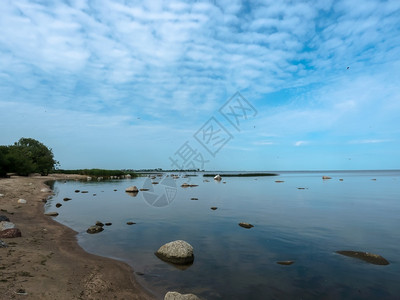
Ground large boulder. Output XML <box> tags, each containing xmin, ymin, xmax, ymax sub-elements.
<box><xmin>0</xmin><ymin>221</ymin><xmax>16</xmax><ymax>231</ymax></box>
<box><xmin>164</xmin><ymin>291</ymin><xmax>201</xmax><ymax>300</ymax></box>
<box><xmin>125</xmin><ymin>186</ymin><xmax>139</xmax><ymax>193</ymax></box>
<box><xmin>0</xmin><ymin>228</ymin><xmax>22</xmax><ymax>238</ymax></box>
<box><xmin>155</xmin><ymin>240</ymin><xmax>194</xmax><ymax>265</ymax></box>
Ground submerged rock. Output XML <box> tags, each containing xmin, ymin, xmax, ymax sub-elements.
<box><xmin>105</xmin><ymin>222</ymin><xmax>112</xmax><ymax>226</ymax></box>
<box><xmin>322</xmin><ymin>176</ymin><xmax>332</xmax><ymax>180</ymax></box>
<box><xmin>164</xmin><ymin>291</ymin><xmax>201</xmax><ymax>300</ymax></box>
<box><xmin>210</xmin><ymin>207</ymin><xmax>218</xmax><ymax>210</ymax></box>
<box><xmin>63</xmin><ymin>197</ymin><xmax>72</xmax><ymax>201</ymax></box>
<box><xmin>277</xmin><ymin>260</ymin><xmax>295</xmax><ymax>265</ymax></box>
<box><xmin>126</xmin><ymin>186</ymin><xmax>139</xmax><ymax>193</ymax></box>
<box><xmin>239</xmin><ymin>222</ymin><xmax>254</xmax><ymax>229</ymax></box>
<box><xmin>81</xmin><ymin>191</ymin><xmax>89</xmax><ymax>193</ymax></box>
<box><xmin>127</xmin><ymin>222</ymin><xmax>136</xmax><ymax>225</ymax></box>
<box><xmin>275</xmin><ymin>180</ymin><xmax>284</xmax><ymax>183</ymax></box>
<box><xmin>86</xmin><ymin>225</ymin><xmax>104</xmax><ymax>234</ymax></box>
<box><xmin>155</xmin><ymin>240</ymin><xmax>194</xmax><ymax>265</ymax></box>
<box><xmin>336</xmin><ymin>250</ymin><xmax>389</xmax><ymax>265</ymax></box>
<box><xmin>0</xmin><ymin>228</ymin><xmax>21</xmax><ymax>238</ymax></box>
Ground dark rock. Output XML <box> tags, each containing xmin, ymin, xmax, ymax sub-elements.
<box><xmin>74</xmin><ymin>190</ymin><xmax>80</xmax><ymax>193</ymax></box>
<box><xmin>336</xmin><ymin>250</ymin><xmax>389</xmax><ymax>265</ymax></box>
<box><xmin>95</xmin><ymin>221</ymin><xmax>104</xmax><ymax>227</ymax></box>
<box><xmin>105</xmin><ymin>223</ymin><xmax>112</xmax><ymax>226</ymax></box>
<box><xmin>81</xmin><ymin>191</ymin><xmax>89</xmax><ymax>193</ymax></box>
<box><xmin>190</xmin><ymin>198</ymin><xmax>198</xmax><ymax>200</ymax></box>
<box><xmin>0</xmin><ymin>240</ymin><xmax>8</xmax><ymax>248</ymax></box>
<box><xmin>322</xmin><ymin>176</ymin><xmax>332</xmax><ymax>180</ymax></box>
<box><xmin>0</xmin><ymin>215</ymin><xmax>10</xmax><ymax>222</ymax></box>
<box><xmin>210</xmin><ymin>207</ymin><xmax>218</xmax><ymax>210</ymax></box>
<box><xmin>86</xmin><ymin>225</ymin><xmax>104</xmax><ymax>234</ymax></box>
<box><xmin>277</xmin><ymin>260</ymin><xmax>295</xmax><ymax>265</ymax></box>
<box><xmin>127</xmin><ymin>222</ymin><xmax>136</xmax><ymax>225</ymax></box>
<box><xmin>55</xmin><ymin>203</ymin><xmax>62</xmax><ymax>208</ymax></box>
<box><xmin>140</xmin><ymin>188</ymin><xmax>149</xmax><ymax>191</ymax></box>
<box><xmin>155</xmin><ymin>240</ymin><xmax>194</xmax><ymax>265</ymax></box>
<box><xmin>63</xmin><ymin>197</ymin><xmax>72</xmax><ymax>201</ymax></box>
<box><xmin>275</xmin><ymin>180</ymin><xmax>284</xmax><ymax>183</ymax></box>
<box><xmin>0</xmin><ymin>228</ymin><xmax>22</xmax><ymax>238</ymax></box>
<box><xmin>45</xmin><ymin>212</ymin><xmax>59</xmax><ymax>217</ymax></box>
<box><xmin>114</xmin><ymin>189</ymin><xmax>117</xmax><ymax>191</ymax></box>
<box><xmin>239</xmin><ymin>222</ymin><xmax>254</xmax><ymax>229</ymax></box>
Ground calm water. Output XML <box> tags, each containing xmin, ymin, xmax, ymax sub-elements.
<box><xmin>46</xmin><ymin>171</ymin><xmax>400</xmax><ymax>299</ymax></box>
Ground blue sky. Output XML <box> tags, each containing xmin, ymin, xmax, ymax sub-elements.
<box><xmin>0</xmin><ymin>0</ymin><xmax>399</xmax><ymax>171</ymax></box>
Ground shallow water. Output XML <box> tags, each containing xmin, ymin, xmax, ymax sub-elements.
<box><xmin>46</xmin><ymin>171</ymin><xmax>400</xmax><ymax>299</ymax></box>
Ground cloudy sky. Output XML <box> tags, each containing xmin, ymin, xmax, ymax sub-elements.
<box><xmin>0</xmin><ymin>0</ymin><xmax>399</xmax><ymax>171</ymax></box>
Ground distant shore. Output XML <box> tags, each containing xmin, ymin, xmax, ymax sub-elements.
<box><xmin>0</xmin><ymin>174</ymin><xmax>154</xmax><ymax>300</ymax></box>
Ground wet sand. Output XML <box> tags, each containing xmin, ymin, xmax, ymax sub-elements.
<box><xmin>0</xmin><ymin>174</ymin><xmax>155</xmax><ymax>300</ymax></box>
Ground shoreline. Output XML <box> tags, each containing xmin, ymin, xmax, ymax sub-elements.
<box><xmin>0</xmin><ymin>174</ymin><xmax>155</xmax><ymax>300</ymax></box>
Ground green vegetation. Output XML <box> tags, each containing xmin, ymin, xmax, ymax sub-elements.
<box><xmin>0</xmin><ymin>138</ymin><xmax>58</xmax><ymax>177</ymax></box>
<box><xmin>203</xmin><ymin>173</ymin><xmax>278</xmax><ymax>177</ymax></box>
<box><xmin>53</xmin><ymin>168</ymin><xmax>137</xmax><ymax>178</ymax></box>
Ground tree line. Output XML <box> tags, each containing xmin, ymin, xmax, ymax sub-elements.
<box><xmin>0</xmin><ymin>138</ymin><xmax>58</xmax><ymax>177</ymax></box>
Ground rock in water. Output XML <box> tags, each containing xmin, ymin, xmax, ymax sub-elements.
<box><xmin>277</xmin><ymin>260</ymin><xmax>295</xmax><ymax>265</ymax></box>
<box><xmin>0</xmin><ymin>228</ymin><xmax>22</xmax><ymax>238</ymax></box>
<box><xmin>45</xmin><ymin>212</ymin><xmax>59</xmax><ymax>217</ymax></box>
<box><xmin>336</xmin><ymin>250</ymin><xmax>389</xmax><ymax>265</ymax></box>
<box><xmin>55</xmin><ymin>203</ymin><xmax>62</xmax><ymax>208</ymax></box>
<box><xmin>0</xmin><ymin>221</ymin><xmax>16</xmax><ymax>231</ymax></box>
<box><xmin>210</xmin><ymin>207</ymin><xmax>218</xmax><ymax>210</ymax></box>
<box><xmin>322</xmin><ymin>176</ymin><xmax>332</xmax><ymax>179</ymax></box>
<box><xmin>86</xmin><ymin>225</ymin><xmax>104</xmax><ymax>234</ymax></box>
<box><xmin>214</xmin><ymin>174</ymin><xmax>222</xmax><ymax>181</ymax></box>
<box><xmin>95</xmin><ymin>221</ymin><xmax>104</xmax><ymax>227</ymax></box>
<box><xmin>164</xmin><ymin>291</ymin><xmax>201</xmax><ymax>300</ymax></box>
<box><xmin>125</xmin><ymin>186</ymin><xmax>139</xmax><ymax>193</ymax></box>
<box><xmin>239</xmin><ymin>222</ymin><xmax>254</xmax><ymax>229</ymax></box>
<box><xmin>63</xmin><ymin>197</ymin><xmax>72</xmax><ymax>201</ymax></box>
<box><xmin>155</xmin><ymin>240</ymin><xmax>194</xmax><ymax>265</ymax></box>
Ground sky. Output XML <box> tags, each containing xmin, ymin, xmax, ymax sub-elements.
<box><xmin>0</xmin><ymin>0</ymin><xmax>399</xmax><ymax>171</ymax></box>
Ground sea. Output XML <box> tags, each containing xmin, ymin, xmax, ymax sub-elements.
<box><xmin>46</xmin><ymin>170</ymin><xmax>400</xmax><ymax>300</ymax></box>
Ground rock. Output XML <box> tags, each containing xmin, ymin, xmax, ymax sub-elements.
<box><xmin>81</xmin><ymin>191</ymin><xmax>89</xmax><ymax>193</ymax></box>
<box><xmin>164</xmin><ymin>291</ymin><xmax>201</xmax><ymax>300</ymax></box>
<box><xmin>45</xmin><ymin>212</ymin><xmax>59</xmax><ymax>217</ymax></box>
<box><xmin>0</xmin><ymin>240</ymin><xmax>8</xmax><ymax>248</ymax></box>
<box><xmin>0</xmin><ymin>228</ymin><xmax>22</xmax><ymax>238</ymax></box>
<box><xmin>239</xmin><ymin>222</ymin><xmax>254</xmax><ymax>229</ymax></box>
<box><xmin>181</xmin><ymin>183</ymin><xmax>190</xmax><ymax>188</ymax></box>
<box><xmin>55</xmin><ymin>203</ymin><xmax>62</xmax><ymax>208</ymax></box>
<box><xmin>86</xmin><ymin>225</ymin><xmax>104</xmax><ymax>234</ymax></box>
<box><xmin>275</xmin><ymin>180</ymin><xmax>284</xmax><ymax>183</ymax></box>
<box><xmin>0</xmin><ymin>215</ymin><xmax>10</xmax><ymax>222</ymax></box>
<box><xmin>210</xmin><ymin>207</ymin><xmax>218</xmax><ymax>210</ymax></box>
<box><xmin>105</xmin><ymin>222</ymin><xmax>112</xmax><ymax>226</ymax></box>
<box><xmin>203</xmin><ymin>180</ymin><xmax>209</xmax><ymax>182</ymax></box>
<box><xmin>40</xmin><ymin>188</ymin><xmax>51</xmax><ymax>192</ymax></box>
<box><xmin>17</xmin><ymin>199</ymin><xmax>27</xmax><ymax>204</ymax></box>
<box><xmin>0</xmin><ymin>194</ymin><xmax>4</xmax><ymax>197</ymax></box>
<box><xmin>190</xmin><ymin>198</ymin><xmax>198</xmax><ymax>201</ymax></box>
<box><xmin>336</xmin><ymin>250</ymin><xmax>389</xmax><ymax>265</ymax></box>
<box><xmin>152</xmin><ymin>182</ymin><xmax>159</xmax><ymax>184</ymax></box>
<box><xmin>95</xmin><ymin>221</ymin><xmax>104</xmax><ymax>227</ymax></box>
<box><xmin>277</xmin><ymin>260</ymin><xmax>295</xmax><ymax>265</ymax></box>
<box><xmin>114</xmin><ymin>189</ymin><xmax>117</xmax><ymax>191</ymax></box>
<box><xmin>339</xmin><ymin>179</ymin><xmax>344</xmax><ymax>181</ymax></box>
<box><xmin>214</xmin><ymin>174</ymin><xmax>221</xmax><ymax>181</ymax></box>
<box><xmin>63</xmin><ymin>197</ymin><xmax>72</xmax><ymax>201</ymax></box>
<box><xmin>140</xmin><ymin>188</ymin><xmax>149</xmax><ymax>191</ymax></box>
<box><xmin>126</xmin><ymin>186</ymin><xmax>139</xmax><ymax>193</ymax></box>
<box><xmin>75</xmin><ymin>190</ymin><xmax>80</xmax><ymax>193</ymax></box>
<box><xmin>127</xmin><ymin>222</ymin><xmax>136</xmax><ymax>225</ymax></box>
<box><xmin>155</xmin><ymin>240</ymin><xmax>194</xmax><ymax>265</ymax></box>
<box><xmin>322</xmin><ymin>176</ymin><xmax>332</xmax><ymax>179</ymax></box>
<box><xmin>0</xmin><ymin>221</ymin><xmax>16</xmax><ymax>231</ymax></box>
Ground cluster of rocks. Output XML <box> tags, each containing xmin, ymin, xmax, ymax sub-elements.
<box><xmin>0</xmin><ymin>215</ymin><xmax>22</xmax><ymax>239</ymax></box>
<box><xmin>86</xmin><ymin>221</ymin><xmax>105</xmax><ymax>234</ymax></box>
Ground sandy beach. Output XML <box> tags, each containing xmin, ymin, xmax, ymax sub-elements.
<box><xmin>0</xmin><ymin>174</ymin><xmax>155</xmax><ymax>300</ymax></box>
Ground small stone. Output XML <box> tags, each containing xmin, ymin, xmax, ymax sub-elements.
<box><xmin>0</xmin><ymin>194</ymin><xmax>4</xmax><ymax>197</ymax></box>
<box><xmin>239</xmin><ymin>222</ymin><xmax>254</xmax><ymax>229</ymax></box>
<box><xmin>322</xmin><ymin>176</ymin><xmax>332</xmax><ymax>180</ymax></box>
<box><xmin>17</xmin><ymin>199</ymin><xmax>27</xmax><ymax>204</ymax></box>
<box><xmin>0</xmin><ymin>215</ymin><xmax>10</xmax><ymax>222</ymax></box>
<box><xmin>190</xmin><ymin>198</ymin><xmax>198</xmax><ymax>200</ymax></box>
<box><xmin>164</xmin><ymin>291</ymin><xmax>201</xmax><ymax>300</ymax></box>
<box><xmin>81</xmin><ymin>191</ymin><xmax>89</xmax><ymax>193</ymax></box>
<box><xmin>15</xmin><ymin>288</ymin><xmax>27</xmax><ymax>295</ymax></box>
<box><xmin>140</xmin><ymin>188</ymin><xmax>149</xmax><ymax>191</ymax></box>
<box><xmin>0</xmin><ymin>240</ymin><xmax>8</xmax><ymax>248</ymax></box>
<box><xmin>339</xmin><ymin>179</ymin><xmax>344</xmax><ymax>181</ymax></box>
<box><xmin>63</xmin><ymin>197</ymin><xmax>72</xmax><ymax>201</ymax></box>
<box><xmin>0</xmin><ymin>221</ymin><xmax>16</xmax><ymax>231</ymax></box>
<box><xmin>0</xmin><ymin>228</ymin><xmax>22</xmax><ymax>238</ymax></box>
<box><xmin>105</xmin><ymin>223</ymin><xmax>112</xmax><ymax>226</ymax></box>
<box><xmin>55</xmin><ymin>203</ymin><xmax>62</xmax><ymax>208</ymax></box>
<box><xmin>74</xmin><ymin>190</ymin><xmax>80</xmax><ymax>193</ymax></box>
<box><xmin>275</xmin><ymin>180</ymin><xmax>284</xmax><ymax>183</ymax></box>
<box><xmin>181</xmin><ymin>183</ymin><xmax>190</xmax><ymax>188</ymax></box>
<box><xmin>114</xmin><ymin>189</ymin><xmax>117</xmax><ymax>191</ymax></box>
<box><xmin>210</xmin><ymin>207</ymin><xmax>218</xmax><ymax>210</ymax></box>
<box><xmin>127</xmin><ymin>222</ymin><xmax>136</xmax><ymax>225</ymax></box>
<box><xmin>86</xmin><ymin>225</ymin><xmax>103</xmax><ymax>234</ymax></box>
<box><xmin>45</xmin><ymin>212</ymin><xmax>59</xmax><ymax>217</ymax></box>
<box><xmin>95</xmin><ymin>221</ymin><xmax>104</xmax><ymax>227</ymax></box>
<box><xmin>277</xmin><ymin>260</ymin><xmax>295</xmax><ymax>265</ymax></box>
<box><xmin>41</xmin><ymin>188</ymin><xmax>51</xmax><ymax>192</ymax></box>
